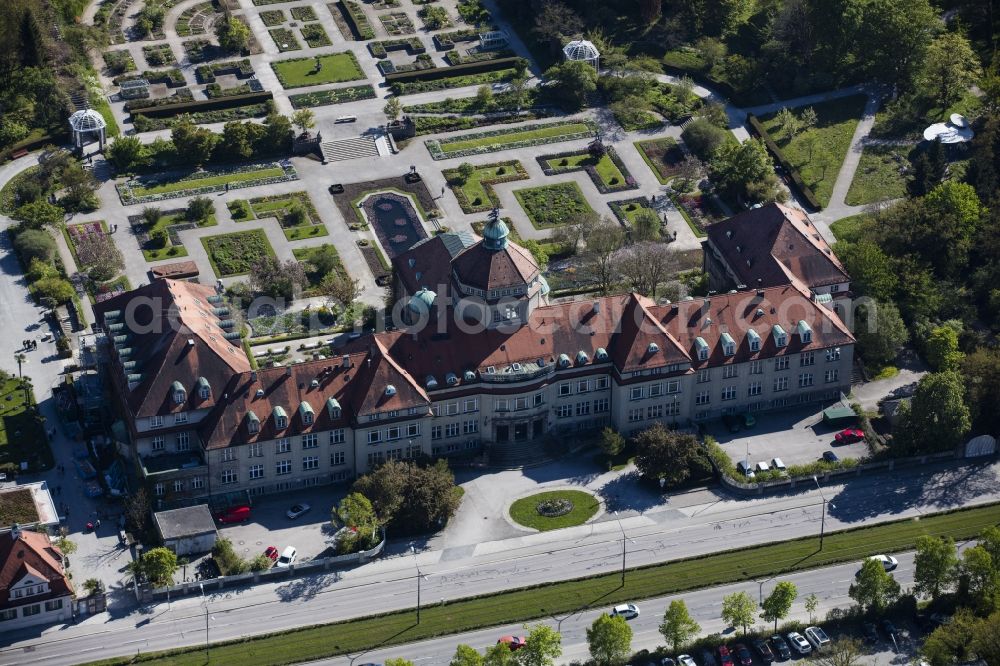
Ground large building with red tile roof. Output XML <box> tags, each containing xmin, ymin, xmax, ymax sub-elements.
<box><xmin>0</xmin><ymin>524</ymin><xmax>74</xmax><ymax>629</ymax></box>
<box><xmin>94</xmin><ymin>216</ymin><xmax>853</xmax><ymax>507</ymax></box>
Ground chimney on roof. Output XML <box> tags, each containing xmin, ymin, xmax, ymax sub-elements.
<box><xmin>592</xmin><ymin>300</ymin><xmax>601</xmax><ymax>314</ymax></box>
<box><xmin>342</xmin><ymin>354</ymin><xmax>350</xmax><ymax>369</ymax></box>
<box><xmin>187</xmin><ymin>339</ymin><xmax>195</xmax><ymax>347</ymax></box>
<box><xmin>251</xmin><ymin>371</ymin><xmax>257</xmax><ymax>382</ymax></box>
<box><xmin>286</xmin><ymin>366</ymin><xmax>292</xmax><ymax>377</ymax></box>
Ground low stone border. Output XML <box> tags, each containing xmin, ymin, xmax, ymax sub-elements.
<box><xmin>502</xmin><ymin>485</ymin><xmax>605</xmax><ymax>533</ymax></box>
<box><xmin>535</xmin><ymin>146</ymin><xmax>638</xmax><ymax>194</ymax></box>
<box><xmin>115</xmin><ymin>161</ymin><xmax>298</xmax><ymax>206</ymax></box>
<box><xmin>425</xmin><ymin>121</ymin><xmax>598</xmax><ymax>160</ymax></box>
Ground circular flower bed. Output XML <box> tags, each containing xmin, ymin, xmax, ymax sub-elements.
<box><xmin>536</xmin><ymin>498</ymin><xmax>573</xmax><ymax>517</ymax></box>
<box><xmin>509</xmin><ymin>490</ymin><xmax>599</xmax><ymax>532</ymax></box>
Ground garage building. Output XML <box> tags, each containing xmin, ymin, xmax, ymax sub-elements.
<box><xmin>154</xmin><ymin>505</ymin><xmax>218</xmax><ymax>556</ymax></box>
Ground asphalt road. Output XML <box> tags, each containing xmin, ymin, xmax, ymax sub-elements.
<box><xmin>0</xmin><ymin>459</ymin><xmax>994</xmax><ymax>665</ymax></box>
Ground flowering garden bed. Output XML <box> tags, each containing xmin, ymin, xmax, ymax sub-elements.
<box><xmin>513</xmin><ymin>182</ymin><xmax>595</xmax><ymax>229</ymax></box>
<box><xmin>536</xmin><ymin>146</ymin><xmax>637</xmax><ymax>194</ymax></box>
<box><xmin>442</xmin><ymin>160</ymin><xmax>528</xmax><ymax>213</ymax></box>
<box><xmin>289</xmin><ymin>84</ymin><xmax>376</xmax><ymax>109</ymax></box>
<box><xmin>116</xmin><ymin>161</ymin><xmax>299</xmax><ymax>205</ymax></box>
<box><xmin>201</xmin><ymin>229</ymin><xmax>277</xmax><ymax>277</ymax></box>
<box><xmin>426</xmin><ymin>121</ymin><xmax>596</xmax><ymax>160</ymax></box>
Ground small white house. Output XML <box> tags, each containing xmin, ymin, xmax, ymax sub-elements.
<box><xmin>154</xmin><ymin>505</ymin><xmax>218</xmax><ymax>556</ymax></box>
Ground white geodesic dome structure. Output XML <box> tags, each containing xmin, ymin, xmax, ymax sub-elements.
<box><xmin>562</xmin><ymin>39</ymin><xmax>599</xmax><ymax>69</ymax></box>
<box><xmin>69</xmin><ymin>109</ymin><xmax>108</xmax><ymax>150</ymax></box>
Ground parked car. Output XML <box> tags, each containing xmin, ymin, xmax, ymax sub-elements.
<box><xmin>660</xmin><ymin>658</ymin><xmax>676</xmax><ymax>666</ymax></box>
<box><xmin>264</xmin><ymin>546</ymin><xmax>279</xmax><ymax>562</ymax></box>
<box><xmin>868</xmin><ymin>554</ymin><xmax>899</xmax><ymax>571</ymax></box>
<box><xmin>276</xmin><ymin>546</ymin><xmax>297</xmax><ymax>567</ymax></box>
<box><xmin>722</xmin><ymin>414</ymin><xmax>742</xmax><ymax>432</ymax></box>
<box><xmin>881</xmin><ymin>619</ymin><xmax>900</xmax><ymax>640</ymax></box>
<box><xmin>677</xmin><ymin>656</ymin><xmax>697</xmax><ymax>666</ymax></box>
<box><xmin>741</xmin><ymin>413</ymin><xmax>756</xmax><ymax>428</ymax></box>
<box><xmin>717</xmin><ymin>646</ymin><xmax>734</xmax><ymax>666</ymax></box>
<box><xmin>751</xmin><ymin>637</ymin><xmax>774</xmax><ymax>663</ymax></box>
<box><xmin>286</xmin><ymin>503</ymin><xmax>311</xmax><ymax>519</ymax></box>
<box><xmin>736</xmin><ymin>461</ymin><xmax>756</xmax><ymax>480</ymax></box>
<box><xmin>611</xmin><ymin>603</ymin><xmax>640</xmax><ymax>619</ymax></box>
<box><xmin>863</xmin><ymin>622</ymin><xmax>879</xmax><ymax>643</ymax></box>
<box><xmin>770</xmin><ymin>635</ymin><xmax>791</xmax><ymax>661</ymax></box>
<box><xmin>699</xmin><ymin>649</ymin><xmax>718</xmax><ymax>666</ymax></box>
<box><xmin>804</xmin><ymin>626</ymin><xmax>831</xmax><ymax>650</ymax></box>
<box><xmin>786</xmin><ymin>632</ymin><xmax>812</xmax><ymax>655</ymax></box>
<box><xmin>835</xmin><ymin>428</ymin><xmax>865</xmax><ymax>444</ymax></box>
<box><xmin>497</xmin><ymin>636</ymin><xmax>525</xmax><ymax>651</ymax></box>
<box><xmin>733</xmin><ymin>644</ymin><xmax>753</xmax><ymax>666</ymax></box>
<box><xmin>215</xmin><ymin>505</ymin><xmax>251</xmax><ymax>524</ymax></box>
<box><xmin>822</xmin><ymin>451</ymin><xmax>840</xmax><ymax>463</ymax></box>
<box><xmin>754</xmin><ymin>461</ymin><xmax>771</xmax><ymax>473</ymax></box>
<box><xmin>771</xmin><ymin>458</ymin><xmax>787</xmax><ymax>473</ymax></box>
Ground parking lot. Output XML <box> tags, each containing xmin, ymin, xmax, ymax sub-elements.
<box><xmin>705</xmin><ymin>405</ymin><xmax>871</xmax><ymax>471</ymax></box>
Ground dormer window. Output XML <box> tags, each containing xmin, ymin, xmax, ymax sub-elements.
<box><xmin>327</xmin><ymin>397</ymin><xmax>342</xmax><ymax>420</ymax></box>
<box><xmin>299</xmin><ymin>401</ymin><xmax>314</xmax><ymax>425</ymax></box>
<box><xmin>273</xmin><ymin>406</ymin><xmax>287</xmax><ymax>430</ymax></box>
<box><xmin>747</xmin><ymin>329</ymin><xmax>761</xmax><ymax>352</ymax></box>
<box><xmin>197</xmin><ymin>377</ymin><xmax>210</xmax><ymax>400</ymax></box>
<box><xmin>721</xmin><ymin>332</ymin><xmax>736</xmax><ymax>357</ymax></box>
<box><xmin>773</xmin><ymin>324</ymin><xmax>787</xmax><ymax>347</ymax></box>
<box><xmin>695</xmin><ymin>337</ymin><xmax>709</xmax><ymax>361</ymax></box>
<box><xmin>171</xmin><ymin>381</ymin><xmax>186</xmax><ymax>405</ymax></box>
<box><xmin>246</xmin><ymin>412</ymin><xmax>260</xmax><ymax>434</ymax></box>
<box><xmin>797</xmin><ymin>320</ymin><xmax>813</xmax><ymax>344</ymax></box>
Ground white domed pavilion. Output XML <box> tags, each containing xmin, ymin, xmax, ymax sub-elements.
<box><xmin>68</xmin><ymin>109</ymin><xmax>108</xmax><ymax>150</ymax></box>
<box><xmin>562</xmin><ymin>39</ymin><xmax>600</xmax><ymax>69</ymax></box>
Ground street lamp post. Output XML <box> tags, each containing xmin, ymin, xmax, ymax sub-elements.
<box><xmin>612</xmin><ymin>512</ymin><xmax>635</xmax><ymax>587</ymax></box>
<box><xmin>199</xmin><ymin>583</ymin><xmax>209</xmax><ymax>662</ymax></box>
<box><xmin>812</xmin><ymin>476</ymin><xmax>836</xmax><ymax>550</ymax></box>
<box><xmin>409</xmin><ymin>546</ymin><xmax>422</xmax><ymax>624</ymax></box>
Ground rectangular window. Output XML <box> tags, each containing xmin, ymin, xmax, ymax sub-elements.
<box><xmin>749</xmin><ymin>360</ymin><xmax>763</xmax><ymax>375</ymax></box>
<box><xmin>799</xmin><ymin>373</ymin><xmax>814</xmax><ymax>388</ymax></box>
<box><xmin>695</xmin><ymin>391</ymin><xmax>710</xmax><ymax>405</ymax></box>
<box><xmin>173</xmin><ymin>479</ymin><xmax>184</xmax><ymax>492</ymax></box>
<box><xmin>367</xmin><ymin>431</ymin><xmax>381</xmax><ymax>444</ymax></box>
<box><xmin>151</xmin><ymin>436</ymin><xmax>164</xmax><ymax>451</ymax></box>
<box><xmin>248</xmin><ymin>442</ymin><xmax>262</xmax><ymax>457</ymax></box>
<box><xmin>302</xmin><ymin>433</ymin><xmax>318</xmax><ymax>448</ymax></box>
<box><xmin>149</xmin><ymin>415</ymin><xmax>163</xmax><ymax>428</ymax></box>
<box><xmin>330</xmin><ymin>429</ymin><xmax>345</xmax><ymax>444</ymax></box>
<box><xmin>221</xmin><ymin>469</ymin><xmax>237</xmax><ymax>485</ymax></box>
<box><xmin>174</xmin><ymin>411</ymin><xmax>188</xmax><ymax>424</ymax></box>
<box><xmin>775</xmin><ymin>357</ymin><xmax>789</xmax><ymax>371</ymax></box>
<box><xmin>154</xmin><ymin>483</ymin><xmax>165</xmax><ymax>496</ymax></box>
<box><xmin>748</xmin><ymin>382</ymin><xmax>762</xmax><ymax>396</ymax></box>
<box><xmin>630</xmin><ymin>386</ymin><xmax>644</xmax><ymax>401</ymax></box>
<box><xmin>665</xmin><ymin>400</ymin><xmax>680</xmax><ymax>416</ymax></box>
<box><xmin>387</xmin><ymin>410</ymin><xmax>398</xmax><ymax>419</ymax></box>
<box><xmin>407</xmin><ymin>444</ymin><xmax>422</xmax><ymax>459</ymax></box>
<box><xmin>385</xmin><ymin>427</ymin><xmax>401</xmax><ymax>441</ymax></box>
<box><xmin>697</xmin><ymin>369</ymin><xmax>710</xmax><ymax>383</ymax></box>
<box><xmin>331</xmin><ymin>450</ymin><xmax>346</xmax><ymax>466</ymax></box>
<box><xmin>276</xmin><ymin>460</ymin><xmax>291</xmax><ymax>475</ymax></box>
<box><xmin>431</xmin><ymin>425</ymin><xmax>442</xmax><ymax>440</ymax></box>
<box><xmin>0</xmin><ymin>609</ymin><xmax>17</xmax><ymax>621</ymax></box>
<box><xmin>176</xmin><ymin>432</ymin><xmax>190</xmax><ymax>451</ymax></box>
<box><xmin>533</xmin><ymin>393</ymin><xmax>544</xmax><ymax>406</ymax></box>
<box><xmin>45</xmin><ymin>599</ymin><xmax>63</xmax><ymax>612</ymax></box>
<box><xmin>249</xmin><ymin>464</ymin><xmax>264</xmax><ymax>479</ymax></box>
<box><xmin>495</xmin><ymin>399</ymin><xmax>509</xmax><ymax>412</ymax></box>
<box><xmin>463</xmin><ymin>419</ymin><xmax>478</xmax><ymax>434</ymax></box>
<box><xmin>276</xmin><ymin>439</ymin><xmax>291</xmax><ymax>454</ymax></box>
<box><xmin>774</xmin><ymin>377</ymin><xmax>789</xmax><ymax>392</ymax></box>
<box><xmin>514</xmin><ymin>397</ymin><xmax>528</xmax><ymax>411</ymax></box>
<box><xmin>367</xmin><ymin>452</ymin><xmax>385</xmax><ymax>467</ymax></box>
<box><xmin>800</xmin><ymin>352</ymin><xmax>815</xmax><ymax>366</ymax></box>
<box><xmin>666</xmin><ymin>380</ymin><xmax>680</xmax><ymax>394</ymax></box>
<box><xmin>825</xmin><ymin>369</ymin><xmax>839</xmax><ymax>383</ymax></box>
<box><xmin>627</xmin><ymin>408</ymin><xmax>643</xmax><ymax>422</ymax></box>
<box><xmin>222</xmin><ymin>449</ymin><xmax>236</xmax><ymax>462</ymax></box>
<box><xmin>559</xmin><ymin>383</ymin><xmax>571</xmax><ymax>396</ymax></box>
<box><xmin>576</xmin><ymin>401</ymin><xmax>591</xmax><ymax>416</ymax></box>
<box><xmin>593</xmin><ymin>398</ymin><xmax>609</xmax><ymax>413</ymax></box>
<box><xmin>826</xmin><ymin>348</ymin><xmax>841</xmax><ymax>362</ymax></box>
<box><xmin>649</xmin><ymin>383</ymin><xmax>663</xmax><ymax>397</ymax></box>
<box><xmin>406</xmin><ymin>423</ymin><xmax>420</xmax><ymax>437</ymax></box>
<box><xmin>445</xmin><ymin>423</ymin><xmax>460</xmax><ymax>438</ymax></box>
<box><xmin>22</xmin><ymin>604</ymin><xmax>40</xmax><ymax>617</ymax></box>
<box><xmin>596</xmin><ymin>377</ymin><xmax>609</xmax><ymax>390</ymax></box>
<box><xmin>721</xmin><ymin>386</ymin><xmax>737</xmax><ymax>401</ymax></box>
<box><xmin>557</xmin><ymin>404</ymin><xmax>572</xmax><ymax>418</ymax></box>
<box><xmin>464</xmin><ymin>399</ymin><xmax>478</xmax><ymax>413</ymax></box>
<box><xmin>577</xmin><ymin>379</ymin><xmax>591</xmax><ymax>393</ymax></box>
<box><xmin>445</xmin><ymin>402</ymin><xmax>459</xmax><ymax>416</ymax></box>
<box><xmin>831</xmin><ymin>284</ymin><xmax>840</xmax><ymax>293</ymax></box>
<box><xmin>647</xmin><ymin>404</ymin><xmax>664</xmax><ymax>419</ymax></box>
<box><xmin>192</xmin><ymin>477</ymin><xmax>204</xmax><ymax>489</ymax></box>
<box><xmin>431</xmin><ymin>406</ymin><xmax>441</xmax><ymax>417</ymax></box>
<box><xmin>303</xmin><ymin>456</ymin><xmax>319</xmax><ymax>471</ymax></box>
<box><xmin>386</xmin><ymin>448</ymin><xmax>402</xmax><ymax>461</ymax></box>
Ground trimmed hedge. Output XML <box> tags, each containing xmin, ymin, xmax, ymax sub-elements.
<box><xmin>195</xmin><ymin>59</ymin><xmax>254</xmax><ymax>84</ymax></box>
<box><xmin>432</xmin><ymin>28</ymin><xmax>477</xmax><ymax>50</ymax></box>
<box><xmin>746</xmin><ymin>113</ymin><xmax>823</xmax><ymax>211</ymax></box>
<box><xmin>385</xmin><ymin>56</ymin><xmax>523</xmax><ymax>85</ymax></box>
<box><xmin>368</xmin><ymin>37</ymin><xmax>425</xmax><ymax>58</ymax></box>
<box><xmin>128</xmin><ymin>91</ymin><xmax>274</xmax><ymax>119</ymax></box>
<box><xmin>444</xmin><ymin>48</ymin><xmax>514</xmax><ymax>66</ymax></box>
<box><xmin>339</xmin><ymin>0</ymin><xmax>375</xmax><ymax>40</ymax></box>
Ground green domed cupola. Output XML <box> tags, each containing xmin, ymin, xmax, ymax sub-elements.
<box><xmin>482</xmin><ymin>210</ymin><xmax>509</xmax><ymax>251</ymax></box>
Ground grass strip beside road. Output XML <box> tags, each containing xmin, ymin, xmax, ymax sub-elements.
<box><xmin>88</xmin><ymin>502</ymin><xmax>1000</xmax><ymax>666</ymax></box>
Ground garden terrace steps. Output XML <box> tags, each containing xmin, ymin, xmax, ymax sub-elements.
<box><xmin>320</xmin><ymin>136</ymin><xmax>380</xmax><ymax>163</ymax></box>
<box><xmin>488</xmin><ymin>439</ymin><xmax>553</xmax><ymax>468</ymax></box>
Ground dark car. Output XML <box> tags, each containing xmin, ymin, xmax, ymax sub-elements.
<box><xmin>864</xmin><ymin>622</ymin><xmax>879</xmax><ymax>643</ymax></box>
<box><xmin>751</xmin><ymin>637</ymin><xmax>774</xmax><ymax>663</ymax></box>
<box><xmin>733</xmin><ymin>644</ymin><xmax>753</xmax><ymax>666</ymax></box>
<box><xmin>881</xmin><ymin>619</ymin><xmax>900</xmax><ymax>639</ymax></box>
<box><xmin>770</xmin><ymin>635</ymin><xmax>792</xmax><ymax>661</ymax></box>
<box><xmin>722</xmin><ymin>414</ymin><xmax>742</xmax><ymax>433</ymax></box>
<box><xmin>660</xmin><ymin>658</ymin><xmax>677</xmax><ymax>666</ymax></box>
<box><xmin>823</xmin><ymin>450</ymin><xmax>840</xmax><ymax>463</ymax></box>
<box><xmin>700</xmin><ymin>649</ymin><xmax>719</xmax><ymax>666</ymax></box>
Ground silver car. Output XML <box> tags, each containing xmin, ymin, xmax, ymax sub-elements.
<box><xmin>804</xmin><ymin>626</ymin><xmax>830</xmax><ymax>650</ymax></box>
<box><xmin>786</xmin><ymin>632</ymin><xmax>812</xmax><ymax>655</ymax></box>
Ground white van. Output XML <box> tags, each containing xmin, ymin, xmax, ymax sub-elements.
<box><xmin>276</xmin><ymin>546</ymin><xmax>297</xmax><ymax>567</ymax></box>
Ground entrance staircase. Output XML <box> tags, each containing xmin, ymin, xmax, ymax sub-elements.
<box><xmin>320</xmin><ymin>136</ymin><xmax>379</xmax><ymax>163</ymax></box>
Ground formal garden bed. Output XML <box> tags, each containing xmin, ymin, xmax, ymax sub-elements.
<box><xmin>230</xmin><ymin>191</ymin><xmax>329</xmax><ymax>241</ymax></box>
<box><xmin>390</xmin><ymin>66</ymin><xmax>518</xmax><ymax>96</ymax></box>
<box><xmin>194</xmin><ymin>59</ymin><xmax>255</xmax><ymax>84</ymax></box>
<box><xmin>331</xmin><ymin>175</ymin><xmax>436</xmax><ymax>236</ymax></box>
<box><xmin>247</xmin><ymin>307</ymin><xmax>344</xmax><ymax>344</ymax></box>
<box><xmin>536</xmin><ymin>145</ymin><xmax>637</xmax><ymax>194</ymax></box>
<box><xmin>670</xmin><ymin>191</ymin><xmax>727</xmax><ymax>238</ymax></box>
<box><xmin>369</xmin><ymin>37</ymin><xmax>425</xmax><ymax>58</ymax></box>
<box><xmin>433</xmin><ymin>28</ymin><xmax>477</xmax><ymax>50</ymax></box>
<box><xmin>260</xmin><ymin>9</ymin><xmax>286</xmax><ymax>25</ymax></box>
<box><xmin>608</xmin><ymin>196</ymin><xmax>657</xmax><ymax>229</ymax></box>
<box><xmin>271</xmin><ymin>52</ymin><xmax>365</xmax><ymax>88</ymax></box>
<box><xmin>378</xmin><ymin>53</ymin><xmax>433</xmax><ymax>75</ymax></box>
<box><xmin>116</xmin><ymin>162</ymin><xmax>298</xmax><ymax>205</ymax></box>
<box><xmin>514</xmin><ymin>182</ymin><xmax>595</xmax><ymax>229</ymax></box>
<box><xmin>844</xmin><ymin>142</ymin><xmax>918</xmax><ymax>206</ymax></box>
<box><xmin>133</xmin><ymin>103</ymin><xmax>271</xmax><ymax>131</ymax></box>
<box><xmin>201</xmin><ymin>229</ymin><xmax>276</xmax><ymax>277</ymax></box>
<box><xmin>182</xmin><ymin>39</ymin><xmax>218</xmax><ymax>64</ymax></box>
<box><xmin>508</xmin><ymin>490</ymin><xmax>600</xmax><ymax>532</ymax></box>
<box><xmin>444</xmin><ymin>48</ymin><xmax>514</xmax><ymax>66</ymax></box>
<box><xmin>413</xmin><ymin>111</ymin><xmax>550</xmax><ymax>136</ymax></box>
<box><xmin>635</xmin><ymin>138</ymin><xmax>686</xmax><ymax>185</ymax></box>
<box><xmin>103</xmin><ymin>50</ymin><xmax>136</xmax><ymax>75</ymax></box>
<box><xmin>269</xmin><ymin>27</ymin><xmax>302</xmax><ymax>52</ymax></box>
<box><xmin>175</xmin><ymin>1</ymin><xmax>220</xmax><ymax>37</ymax></box>
<box><xmin>300</xmin><ymin>23</ymin><xmax>332</xmax><ymax>48</ymax></box>
<box><xmin>128</xmin><ymin>207</ymin><xmax>218</xmax><ymax>262</ymax></box>
<box><xmin>443</xmin><ymin>160</ymin><xmax>527</xmax><ymax>213</ymax></box>
<box><xmin>756</xmin><ymin>94</ymin><xmax>868</xmax><ymax>207</ymax></box>
<box><xmin>379</xmin><ymin>12</ymin><xmax>415</xmax><ymax>36</ymax></box>
<box><xmin>337</xmin><ymin>0</ymin><xmax>375</xmax><ymax>40</ymax></box>
<box><xmin>426</xmin><ymin>120</ymin><xmax>596</xmax><ymax>160</ymax></box>
<box><xmin>417</xmin><ymin>5</ymin><xmax>452</xmax><ymax>30</ymax></box>
<box><xmin>0</xmin><ymin>376</ymin><xmax>52</xmax><ymax>474</ymax></box>
<box><xmin>290</xmin><ymin>5</ymin><xmax>318</xmax><ymax>20</ymax></box>
<box><xmin>356</xmin><ymin>191</ymin><xmax>429</xmax><ymax>259</ymax></box>
<box><xmin>289</xmin><ymin>84</ymin><xmax>376</xmax><ymax>109</ymax></box>
<box><xmin>142</xmin><ymin>44</ymin><xmax>177</xmax><ymax>67</ymax></box>
<box><xmin>291</xmin><ymin>244</ymin><xmax>351</xmax><ymax>295</ymax></box>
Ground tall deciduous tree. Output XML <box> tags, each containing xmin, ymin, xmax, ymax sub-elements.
<box><xmin>811</xmin><ymin>638</ymin><xmax>864</xmax><ymax>666</ymax></box>
<box><xmin>837</xmin><ymin>240</ymin><xmax>897</xmax><ymax>303</ymax></box>
<box><xmin>913</xmin><ymin>535</ymin><xmax>958</xmax><ymax>600</ymax></box>
<box><xmin>849</xmin><ymin>558</ymin><xmax>900</xmax><ymax>613</ymax></box>
<box><xmin>918</xmin><ymin>32</ymin><xmax>982</xmax><ymax>108</ymax></box>
<box><xmin>960</xmin><ymin>545</ymin><xmax>998</xmax><ymax>604</ymax></box>
<box><xmin>107</xmin><ymin>135</ymin><xmax>149</xmax><ymax>172</ymax></box>
<box><xmin>852</xmin><ymin>299</ymin><xmax>908</xmax><ymax>367</ymax></box>
<box><xmin>542</xmin><ymin>60</ymin><xmax>597</xmax><ymax>111</ymax></box>
<box><xmin>634</xmin><ymin>424</ymin><xmax>702</xmax><ymax>487</ymax></box>
<box><xmin>248</xmin><ymin>256</ymin><xmax>308</xmax><ymax>300</ymax></box>
<box><xmin>171</xmin><ymin>116</ymin><xmax>218</xmax><ymax>166</ymax></box>
<box><xmin>586</xmin><ymin>613</ymin><xmax>632</xmax><ymax>665</ymax></box>
<box><xmin>137</xmin><ymin>547</ymin><xmax>178</xmax><ymax>587</ymax></box>
<box><xmin>291</xmin><ymin>109</ymin><xmax>315</xmax><ymax>134</ymax></box>
<box><xmin>617</xmin><ymin>242</ymin><xmax>676</xmax><ymax>299</ymax></box>
<box><xmin>761</xmin><ymin>581</ymin><xmax>798</xmax><ymax>631</ymax></box>
<box><xmin>450</xmin><ymin>644</ymin><xmax>485</xmax><ymax>666</ymax></box>
<box><xmin>518</xmin><ymin>624</ymin><xmax>562</xmax><ymax>666</ymax></box>
<box><xmin>709</xmin><ymin>138</ymin><xmax>779</xmax><ymax>202</ymax></box>
<box><xmin>582</xmin><ymin>218</ymin><xmax>625</xmax><ymax>294</ymax></box>
<box><xmin>894</xmin><ymin>371</ymin><xmax>970</xmax><ymax>455</ymax></box>
<box><xmin>721</xmin><ymin>591</ymin><xmax>757</xmax><ymax>635</ymax></box>
<box><xmin>216</xmin><ymin>16</ymin><xmax>250</xmax><ymax>53</ymax></box>
<box><xmin>660</xmin><ymin>600</ymin><xmax>701</xmax><ymax>653</ymax></box>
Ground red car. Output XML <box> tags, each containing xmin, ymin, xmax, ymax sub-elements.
<box><xmin>718</xmin><ymin>645</ymin><xmax>734</xmax><ymax>666</ymax></box>
<box><xmin>264</xmin><ymin>546</ymin><xmax>279</xmax><ymax>562</ymax></box>
<box><xmin>215</xmin><ymin>505</ymin><xmax>251</xmax><ymax>524</ymax></box>
<box><xmin>498</xmin><ymin>636</ymin><xmax>525</xmax><ymax>651</ymax></box>
<box><xmin>835</xmin><ymin>428</ymin><xmax>865</xmax><ymax>444</ymax></box>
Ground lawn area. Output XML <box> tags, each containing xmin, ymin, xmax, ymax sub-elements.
<box><xmin>292</xmin><ymin>244</ymin><xmax>349</xmax><ymax>293</ymax></box>
<box><xmin>634</xmin><ymin>138</ymin><xmax>686</xmax><ymax>185</ymax></box>
<box><xmin>514</xmin><ymin>182</ymin><xmax>594</xmax><ymax>229</ymax></box>
<box><xmin>545</xmin><ymin>152</ymin><xmax>625</xmax><ymax>188</ymax></box>
<box><xmin>508</xmin><ymin>490</ymin><xmax>600</xmax><ymax>531</ymax></box>
<box><xmin>270</xmin><ymin>52</ymin><xmax>364</xmax><ymax>88</ymax></box>
<box><xmin>242</xmin><ymin>192</ymin><xmax>328</xmax><ymax>242</ymax></box>
<box><xmin>438</xmin><ymin>122</ymin><xmax>593</xmax><ymax>155</ymax></box>
<box><xmin>142</xmin><ymin>211</ymin><xmax>217</xmax><ymax>261</ymax></box>
<box><xmin>443</xmin><ymin>161</ymin><xmax>528</xmax><ymax>213</ymax></box>
<box><xmin>0</xmin><ymin>377</ymin><xmax>52</xmax><ymax>472</ymax></box>
<box><xmin>87</xmin><ymin>502</ymin><xmax>1000</xmax><ymax>666</ymax></box>
<box><xmin>844</xmin><ymin>143</ymin><xmax>916</xmax><ymax>206</ymax></box>
<box><xmin>758</xmin><ymin>94</ymin><xmax>868</xmax><ymax>207</ymax></box>
<box><xmin>829</xmin><ymin>213</ymin><xmax>870</xmax><ymax>245</ymax></box>
<box><xmin>128</xmin><ymin>166</ymin><xmax>286</xmax><ymax>197</ymax></box>
<box><xmin>200</xmin><ymin>229</ymin><xmax>276</xmax><ymax>277</ymax></box>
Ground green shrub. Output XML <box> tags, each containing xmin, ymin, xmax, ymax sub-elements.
<box><xmin>14</xmin><ymin>228</ymin><xmax>56</xmax><ymax>264</ymax></box>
